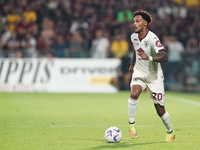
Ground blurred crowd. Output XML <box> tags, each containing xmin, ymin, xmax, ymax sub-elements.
<box><xmin>0</xmin><ymin>0</ymin><xmax>200</xmax><ymax>91</ymax></box>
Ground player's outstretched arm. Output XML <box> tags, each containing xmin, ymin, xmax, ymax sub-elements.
<box><xmin>139</xmin><ymin>51</ymin><xmax>168</xmax><ymax>62</ymax></box>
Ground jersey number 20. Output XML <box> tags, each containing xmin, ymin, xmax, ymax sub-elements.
<box><xmin>152</xmin><ymin>92</ymin><xmax>163</xmax><ymax>101</ymax></box>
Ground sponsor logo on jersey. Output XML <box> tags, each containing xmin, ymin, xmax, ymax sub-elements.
<box><xmin>134</xmin><ymin>39</ymin><xmax>138</xmax><ymax>41</ymax></box>
<box><xmin>155</xmin><ymin>40</ymin><xmax>162</xmax><ymax>47</ymax></box>
<box><xmin>144</xmin><ymin>41</ymin><xmax>149</xmax><ymax>48</ymax></box>
<box><xmin>133</xmin><ymin>41</ymin><xmax>139</xmax><ymax>47</ymax></box>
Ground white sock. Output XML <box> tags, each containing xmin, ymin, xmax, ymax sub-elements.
<box><xmin>128</xmin><ymin>97</ymin><xmax>138</xmax><ymax>124</ymax></box>
<box><xmin>160</xmin><ymin>111</ymin><xmax>173</xmax><ymax>133</ymax></box>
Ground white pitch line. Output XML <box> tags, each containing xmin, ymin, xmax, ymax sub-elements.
<box><xmin>1</xmin><ymin>125</ymin><xmax>160</xmax><ymax>128</ymax></box>
<box><xmin>1</xmin><ymin>125</ymin><xmax>200</xmax><ymax>128</ymax></box>
<box><xmin>3</xmin><ymin>126</ymin><xmax>43</xmax><ymax>128</ymax></box>
<box><xmin>49</xmin><ymin>125</ymin><xmax>162</xmax><ymax>128</ymax></box>
<box><xmin>166</xmin><ymin>94</ymin><xmax>200</xmax><ymax>106</ymax></box>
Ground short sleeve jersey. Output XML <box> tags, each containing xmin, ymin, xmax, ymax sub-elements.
<box><xmin>130</xmin><ymin>30</ymin><xmax>165</xmax><ymax>81</ymax></box>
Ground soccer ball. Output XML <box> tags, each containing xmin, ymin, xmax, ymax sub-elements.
<box><xmin>104</xmin><ymin>126</ymin><xmax>122</xmax><ymax>143</ymax></box>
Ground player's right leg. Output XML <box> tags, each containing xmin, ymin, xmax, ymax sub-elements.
<box><xmin>128</xmin><ymin>71</ymin><xmax>146</xmax><ymax>139</ymax></box>
<box><xmin>128</xmin><ymin>84</ymin><xmax>143</xmax><ymax>138</ymax></box>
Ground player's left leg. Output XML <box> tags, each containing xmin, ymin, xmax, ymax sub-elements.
<box><xmin>154</xmin><ymin>104</ymin><xmax>175</xmax><ymax>142</ymax></box>
<box><xmin>148</xmin><ymin>79</ymin><xmax>175</xmax><ymax>142</ymax></box>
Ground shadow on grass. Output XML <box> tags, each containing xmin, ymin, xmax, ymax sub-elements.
<box><xmin>89</xmin><ymin>141</ymin><xmax>164</xmax><ymax>149</ymax></box>
<box><xmin>65</xmin><ymin>137</ymin><xmax>105</xmax><ymax>142</ymax></box>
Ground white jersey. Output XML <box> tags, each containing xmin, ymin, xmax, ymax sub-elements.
<box><xmin>130</xmin><ymin>30</ymin><xmax>165</xmax><ymax>81</ymax></box>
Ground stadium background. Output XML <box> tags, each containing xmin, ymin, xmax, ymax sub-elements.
<box><xmin>1</xmin><ymin>1</ymin><xmax>200</xmax><ymax>149</ymax></box>
<box><xmin>0</xmin><ymin>0</ymin><xmax>200</xmax><ymax>92</ymax></box>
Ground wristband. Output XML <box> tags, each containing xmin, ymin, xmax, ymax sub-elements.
<box><xmin>149</xmin><ymin>56</ymin><xmax>153</xmax><ymax>61</ymax></box>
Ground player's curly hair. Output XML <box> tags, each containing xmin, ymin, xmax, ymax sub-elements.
<box><xmin>134</xmin><ymin>10</ymin><xmax>153</xmax><ymax>24</ymax></box>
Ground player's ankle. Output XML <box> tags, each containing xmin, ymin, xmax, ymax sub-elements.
<box><xmin>129</xmin><ymin>121</ymin><xmax>135</xmax><ymax>124</ymax></box>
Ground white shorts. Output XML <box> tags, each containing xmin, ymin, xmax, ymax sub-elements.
<box><xmin>130</xmin><ymin>70</ymin><xmax>165</xmax><ymax>106</ymax></box>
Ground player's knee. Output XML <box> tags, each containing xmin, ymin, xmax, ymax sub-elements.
<box><xmin>130</xmin><ymin>92</ymin><xmax>140</xmax><ymax>99</ymax></box>
<box><xmin>156</xmin><ymin>109</ymin><xmax>165</xmax><ymax>117</ymax></box>
<box><xmin>130</xmin><ymin>85</ymin><xmax>141</xmax><ymax>99</ymax></box>
<box><xmin>155</xmin><ymin>104</ymin><xmax>165</xmax><ymax>117</ymax></box>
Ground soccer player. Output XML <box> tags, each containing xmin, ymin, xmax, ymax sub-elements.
<box><xmin>128</xmin><ymin>10</ymin><xmax>175</xmax><ymax>142</ymax></box>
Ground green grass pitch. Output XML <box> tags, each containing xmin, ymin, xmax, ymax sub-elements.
<box><xmin>0</xmin><ymin>91</ymin><xmax>200</xmax><ymax>150</ymax></box>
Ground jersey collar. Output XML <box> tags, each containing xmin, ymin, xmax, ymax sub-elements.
<box><xmin>138</xmin><ymin>30</ymin><xmax>149</xmax><ymax>42</ymax></box>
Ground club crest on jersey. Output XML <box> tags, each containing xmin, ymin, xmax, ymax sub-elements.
<box><xmin>144</xmin><ymin>41</ymin><xmax>149</xmax><ymax>48</ymax></box>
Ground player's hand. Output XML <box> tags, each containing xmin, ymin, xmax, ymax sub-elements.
<box><xmin>128</xmin><ymin>65</ymin><xmax>134</xmax><ymax>74</ymax></box>
<box><xmin>138</xmin><ymin>52</ymin><xmax>149</xmax><ymax>60</ymax></box>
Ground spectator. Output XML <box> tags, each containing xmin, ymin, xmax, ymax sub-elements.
<box><xmin>167</xmin><ymin>35</ymin><xmax>185</xmax><ymax>63</ymax></box>
<box><xmin>157</xmin><ymin>1</ymin><xmax>172</xmax><ymax>19</ymax></box>
<box><xmin>0</xmin><ymin>15</ymin><xmax>5</xmax><ymax>33</ymax></box>
<box><xmin>178</xmin><ymin>31</ymin><xmax>188</xmax><ymax>47</ymax></box>
<box><xmin>172</xmin><ymin>2</ymin><xmax>187</xmax><ymax>19</ymax></box>
<box><xmin>36</xmin><ymin>35</ymin><xmax>48</xmax><ymax>57</ymax></box>
<box><xmin>6</xmin><ymin>9</ymin><xmax>22</xmax><ymax>31</ymax></box>
<box><xmin>22</xmin><ymin>6</ymin><xmax>37</xmax><ymax>24</ymax></box>
<box><xmin>70</xmin><ymin>18</ymin><xmax>89</xmax><ymax>35</ymax></box>
<box><xmin>41</xmin><ymin>17</ymin><xmax>55</xmax><ymax>41</ymax></box>
<box><xmin>105</xmin><ymin>7</ymin><xmax>117</xmax><ymax>25</ymax></box>
<box><xmin>51</xmin><ymin>9</ymin><xmax>65</xmax><ymax>23</ymax></box>
<box><xmin>116</xmin><ymin>6</ymin><xmax>133</xmax><ymax>24</ymax></box>
<box><xmin>21</xmin><ymin>32</ymin><xmax>37</xmax><ymax>58</ymax></box>
<box><xmin>0</xmin><ymin>38</ymin><xmax>5</xmax><ymax>58</ymax></box>
<box><xmin>1</xmin><ymin>24</ymin><xmax>12</xmax><ymax>47</ymax></box>
<box><xmin>54</xmin><ymin>20</ymin><xmax>68</xmax><ymax>35</ymax></box>
<box><xmin>164</xmin><ymin>35</ymin><xmax>185</xmax><ymax>83</ymax></box>
<box><xmin>47</xmin><ymin>0</ymin><xmax>59</xmax><ymax>10</ymax></box>
<box><xmin>185</xmin><ymin>37</ymin><xmax>199</xmax><ymax>54</ymax></box>
<box><xmin>83</xmin><ymin>6</ymin><xmax>96</xmax><ymax>24</ymax></box>
<box><xmin>37</xmin><ymin>16</ymin><xmax>55</xmax><ymax>56</ymax></box>
<box><xmin>111</xmin><ymin>33</ymin><xmax>129</xmax><ymax>58</ymax></box>
<box><xmin>51</xmin><ymin>35</ymin><xmax>68</xmax><ymax>58</ymax></box>
<box><xmin>82</xmin><ymin>31</ymin><xmax>92</xmax><ymax>58</ymax></box>
<box><xmin>174</xmin><ymin>0</ymin><xmax>199</xmax><ymax>7</ymax></box>
<box><xmin>17</xmin><ymin>16</ymin><xmax>33</xmax><ymax>38</ymax></box>
<box><xmin>31</xmin><ymin>23</ymin><xmax>39</xmax><ymax>38</ymax></box>
<box><xmin>184</xmin><ymin>37</ymin><xmax>200</xmax><ymax>89</ymax></box>
<box><xmin>69</xmin><ymin>30</ymin><xmax>84</xmax><ymax>58</ymax></box>
<box><xmin>90</xmin><ymin>29</ymin><xmax>110</xmax><ymax>58</ymax></box>
<box><xmin>6</xmin><ymin>32</ymin><xmax>21</xmax><ymax>58</ymax></box>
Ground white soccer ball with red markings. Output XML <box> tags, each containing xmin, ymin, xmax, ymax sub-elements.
<box><xmin>104</xmin><ymin>126</ymin><xmax>122</xmax><ymax>143</ymax></box>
